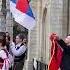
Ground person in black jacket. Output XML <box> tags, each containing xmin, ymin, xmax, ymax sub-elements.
<box><xmin>54</xmin><ymin>34</ymin><xmax>70</xmax><ymax>70</ymax></box>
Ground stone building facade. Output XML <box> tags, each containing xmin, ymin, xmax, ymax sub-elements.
<box><xmin>0</xmin><ymin>0</ymin><xmax>70</xmax><ymax>70</ymax></box>
<box><xmin>25</xmin><ymin>0</ymin><xmax>70</xmax><ymax>70</ymax></box>
<box><xmin>0</xmin><ymin>0</ymin><xmax>13</xmax><ymax>37</ymax></box>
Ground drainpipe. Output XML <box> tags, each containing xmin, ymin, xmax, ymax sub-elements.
<box><xmin>67</xmin><ymin>0</ymin><xmax>69</xmax><ymax>35</ymax></box>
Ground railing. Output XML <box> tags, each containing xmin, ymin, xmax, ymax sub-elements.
<box><xmin>33</xmin><ymin>59</ymin><xmax>48</xmax><ymax>70</ymax></box>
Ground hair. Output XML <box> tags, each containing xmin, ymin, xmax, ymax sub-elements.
<box><xmin>6</xmin><ymin>32</ymin><xmax>9</xmax><ymax>33</ymax></box>
<box><xmin>0</xmin><ymin>32</ymin><xmax>6</xmax><ymax>46</ymax></box>
<box><xmin>6</xmin><ymin>35</ymin><xmax>10</xmax><ymax>41</ymax></box>
<box><xmin>6</xmin><ymin>32</ymin><xmax>10</xmax><ymax>36</ymax></box>
<box><xmin>17</xmin><ymin>33</ymin><xmax>26</xmax><ymax>41</ymax></box>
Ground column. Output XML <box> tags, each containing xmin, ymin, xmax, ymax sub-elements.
<box><xmin>24</xmin><ymin>0</ymin><xmax>43</xmax><ymax>70</ymax></box>
<box><xmin>0</xmin><ymin>0</ymin><xmax>6</xmax><ymax>32</ymax></box>
<box><xmin>6</xmin><ymin>0</ymin><xmax>13</xmax><ymax>37</ymax></box>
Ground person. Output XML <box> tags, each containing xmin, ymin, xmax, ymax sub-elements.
<box><xmin>10</xmin><ymin>34</ymin><xmax>27</xmax><ymax>70</ymax></box>
<box><xmin>53</xmin><ymin>34</ymin><xmax>70</xmax><ymax>70</ymax></box>
<box><xmin>6</xmin><ymin>35</ymin><xmax>14</xmax><ymax>70</ymax></box>
<box><xmin>6</xmin><ymin>35</ymin><xmax>10</xmax><ymax>52</ymax></box>
<box><xmin>0</xmin><ymin>32</ymin><xmax>10</xmax><ymax>70</ymax></box>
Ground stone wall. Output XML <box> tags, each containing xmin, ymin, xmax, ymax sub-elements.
<box><xmin>24</xmin><ymin>0</ymin><xmax>69</xmax><ymax>70</ymax></box>
<box><xmin>0</xmin><ymin>0</ymin><xmax>6</xmax><ymax>32</ymax></box>
<box><xmin>0</xmin><ymin>0</ymin><xmax>69</xmax><ymax>70</ymax></box>
<box><xmin>0</xmin><ymin>0</ymin><xmax>13</xmax><ymax>37</ymax></box>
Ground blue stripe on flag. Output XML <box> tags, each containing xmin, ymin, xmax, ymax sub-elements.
<box><xmin>26</xmin><ymin>7</ymin><xmax>35</xmax><ymax>19</ymax></box>
<box><xmin>11</xmin><ymin>0</ymin><xmax>16</xmax><ymax>3</ymax></box>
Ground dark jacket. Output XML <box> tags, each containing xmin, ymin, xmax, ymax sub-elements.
<box><xmin>14</xmin><ymin>43</ymin><xmax>27</xmax><ymax>62</ymax></box>
<box><xmin>58</xmin><ymin>39</ymin><xmax>70</xmax><ymax>70</ymax></box>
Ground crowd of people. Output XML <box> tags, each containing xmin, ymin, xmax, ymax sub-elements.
<box><xmin>0</xmin><ymin>32</ymin><xmax>27</xmax><ymax>70</ymax></box>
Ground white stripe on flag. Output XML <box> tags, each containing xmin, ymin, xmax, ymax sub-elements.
<box><xmin>10</xmin><ymin>1</ymin><xmax>35</xmax><ymax>30</ymax></box>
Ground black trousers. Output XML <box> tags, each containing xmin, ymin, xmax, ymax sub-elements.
<box><xmin>9</xmin><ymin>67</ymin><xmax>12</xmax><ymax>70</ymax></box>
<box><xmin>14</xmin><ymin>61</ymin><xmax>24</xmax><ymax>70</ymax></box>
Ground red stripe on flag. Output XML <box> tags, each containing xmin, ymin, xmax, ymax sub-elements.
<box><xmin>16</xmin><ymin>0</ymin><xmax>29</xmax><ymax>13</ymax></box>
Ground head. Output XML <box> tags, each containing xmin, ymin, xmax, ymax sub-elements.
<box><xmin>65</xmin><ymin>35</ymin><xmax>70</xmax><ymax>44</ymax></box>
<box><xmin>0</xmin><ymin>32</ymin><xmax>6</xmax><ymax>47</ymax></box>
<box><xmin>6</xmin><ymin>32</ymin><xmax>10</xmax><ymax>37</ymax></box>
<box><xmin>15</xmin><ymin>34</ymin><xmax>26</xmax><ymax>44</ymax></box>
<box><xmin>23</xmin><ymin>38</ymin><xmax>27</xmax><ymax>45</ymax></box>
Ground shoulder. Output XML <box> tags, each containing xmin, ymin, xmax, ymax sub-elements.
<box><xmin>21</xmin><ymin>45</ymin><xmax>27</xmax><ymax>49</ymax></box>
<box><xmin>0</xmin><ymin>50</ymin><xmax>5</xmax><ymax>54</ymax></box>
<box><xmin>0</xmin><ymin>50</ymin><xmax>8</xmax><ymax>59</ymax></box>
<box><xmin>57</xmin><ymin>39</ymin><xmax>65</xmax><ymax>43</ymax></box>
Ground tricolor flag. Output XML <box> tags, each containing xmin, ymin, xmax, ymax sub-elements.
<box><xmin>10</xmin><ymin>0</ymin><xmax>35</xmax><ymax>30</ymax></box>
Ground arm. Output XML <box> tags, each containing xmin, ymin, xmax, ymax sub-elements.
<box><xmin>10</xmin><ymin>42</ymin><xmax>26</xmax><ymax>56</ymax></box>
<box><xmin>57</xmin><ymin>39</ymin><xmax>67</xmax><ymax>49</ymax></box>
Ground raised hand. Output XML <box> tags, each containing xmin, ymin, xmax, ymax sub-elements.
<box><xmin>50</xmin><ymin>33</ymin><xmax>59</xmax><ymax>41</ymax></box>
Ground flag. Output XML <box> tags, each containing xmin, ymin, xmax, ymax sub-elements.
<box><xmin>10</xmin><ymin>0</ymin><xmax>35</xmax><ymax>30</ymax></box>
<box><xmin>48</xmin><ymin>33</ymin><xmax>63</xmax><ymax>70</ymax></box>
